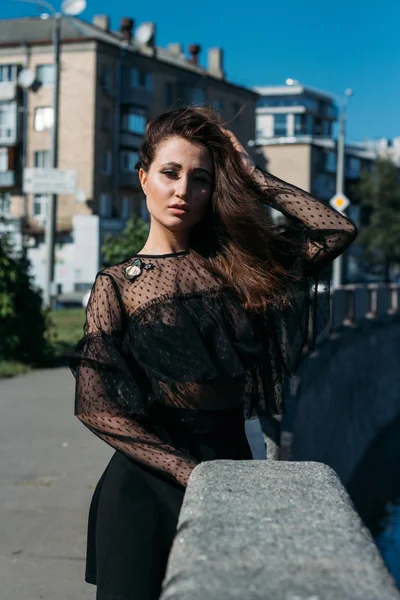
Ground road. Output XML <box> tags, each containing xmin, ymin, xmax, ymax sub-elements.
<box><xmin>0</xmin><ymin>367</ymin><xmax>266</xmax><ymax>600</ymax></box>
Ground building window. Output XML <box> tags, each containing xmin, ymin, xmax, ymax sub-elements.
<box><xmin>101</xmin><ymin>150</ymin><xmax>112</xmax><ymax>175</ymax></box>
<box><xmin>100</xmin><ymin>65</ymin><xmax>113</xmax><ymax>94</ymax></box>
<box><xmin>101</xmin><ymin>106</ymin><xmax>112</xmax><ymax>131</ymax></box>
<box><xmin>0</xmin><ymin>192</ymin><xmax>11</xmax><ymax>215</ymax></box>
<box><xmin>33</xmin><ymin>194</ymin><xmax>49</xmax><ymax>218</ymax></box>
<box><xmin>99</xmin><ymin>193</ymin><xmax>112</xmax><ymax>217</ymax></box>
<box><xmin>0</xmin><ymin>102</ymin><xmax>15</xmax><ymax>140</ymax></box>
<box><xmin>257</xmin><ymin>96</ymin><xmax>299</xmax><ymax>109</ymax></box>
<box><xmin>326</xmin><ymin>151</ymin><xmax>337</xmax><ymax>172</ymax></box>
<box><xmin>294</xmin><ymin>114</ymin><xmax>307</xmax><ymax>135</ymax></box>
<box><xmin>120</xmin><ymin>150</ymin><xmax>139</xmax><ymax>172</ymax></box>
<box><xmin>122</xmin><ymin>67</ymin><xmax>138</xmax><ymax>88</ymax></box>
<box><xmin>214</xmin><ymin>99</ymin><xmax>224</xmax><ymax>112</ymax></box>
<box><xmin>314</xmin><ymin>117</ymin><xmax>323</xmax><ymax>136</ymax></box>
<box><xmin>34</xmin><ymin>107</ymin><xmax>54</xmax><ymax>131</ymax></box>
<box><xmin>122</xmin><ymin>67</ymin><xmax>152</xmax><ymax>90</ymax></box>
<box><xmin>347</xmin><ymin>156</ymin><xmax>361</xmax><ymax>178</ymax></box>
<box><xmin>111</xmin><ymin>197</ymin><xmax>120</xmax><ymax>218</ymax></box>
<box><xmin>302</xmin><ymin>96</ymin><xmax>318</xmax><ymax>111</ymax></box>
<box><xmin>121</xmin><ymin>108</ymin><xmax>146</xmax><ymax>135</ymax></box>
<box><xmin>121</xmin><ymin>194</ymin><xmax>148</xmax><ymax>221</ymax></box>
<box><xmin>36</xmin><ymin>64</ymin><xmax>55</xmax><ymax>86</ymax></box>
<box><xmin>121</xmin><ymin>196</ymin><xmax>133</xmax><ymax>220</ymax></box>
<box><xmin>34</xmin><ymin>150</ymin><xmax>50</xmax><ymax>168</ymax></box>
<box><xmin>0</xmin><ymin>148</ymin><xmax>8</xmax><ymax>172</ymax></box>
<box><xmin>192</xmin><ymin>88</ymin><xmax>205</xmax><ymax>105</ymax></box>
<box><xmin>0</xmin><ymin>65</ymin><xmax>16</xmax><ymax>83</ymax></box>
<box><xmin>164</xmin><ymin>82</ymin><xmax>175</xmax><ymax>106</ymax></box>
<box><xmin>136</xmin><ymin>196</ymin><xmax>148</xmax><ymax>221</ymax></box>
<box><xmin>273</xmin><ymin>114</ymin><xmax>287</xmax><ymax>137</ymax></box>
<box><xmin>139</xmin><ymin>71</ymin><xmax>152</xmax><ymax>90</ymax></box>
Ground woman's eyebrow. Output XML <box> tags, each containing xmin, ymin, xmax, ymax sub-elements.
<box><xmin>160</xmin><ymin>162</ymin><xmax>212</xmax><ymax>176</ymax></box>
<box><xmin>161</xmin><ymin>162</ymin><xmax>182</xmax><ymax>169</ymax></box>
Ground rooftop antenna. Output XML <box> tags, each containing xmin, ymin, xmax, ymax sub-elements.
<box><xmin>18</xmin><ymin>68</ymin><xmax>35</xmax><ymax>89</ymax></box>
<box><xmin>61</xmin><ymin>0</ymin><xmax>86</xmax><ymax>16</ymax></box>
<box><xmin>135</xmin><ymin>22</ymin><xmax>154</xmax><ymax>45</ymax></box>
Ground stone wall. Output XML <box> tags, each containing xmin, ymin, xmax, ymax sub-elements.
<box><xmin>290</xmin><ymin>318</ymin><xmax>400</xmax><ymax>486</ymax></box>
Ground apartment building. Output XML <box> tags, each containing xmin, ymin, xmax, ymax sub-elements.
<box><xmin>254</xmin><ymin>82</ymin><xmax>376</xmax><ymax>202</ymax></box>
<box><xmin>0</xmin><ymin>15</ymin><xmax>258</xmax><ymax>298</ymax></box>
<box><xmin>253</xmin><ymin>82</ymin><xmax>382</xmax><ymax>282</ymax></box>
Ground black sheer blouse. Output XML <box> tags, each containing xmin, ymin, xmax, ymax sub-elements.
<box><xmin>69</xmin><ymin>169</ymin><xmax>357</xmax><ymax>487</ymax></box>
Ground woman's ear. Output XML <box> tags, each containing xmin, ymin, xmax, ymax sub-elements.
<box><xmin>139</xmin><ymin>168</ymin><xmax>147</xmax><ymax>195</ymax></box>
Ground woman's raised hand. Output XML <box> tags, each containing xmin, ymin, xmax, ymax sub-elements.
<box><xmin>223</xmin><ymin>129</ymin><xmax>256</xmax><ymax>176</ymax></box>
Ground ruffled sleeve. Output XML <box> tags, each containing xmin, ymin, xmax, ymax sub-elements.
<box><xmin>68</xmin><ymin>273</ymin><xmax>198</xmax><ymax>487</ymax></box>
<box><xmin>247</xmin><ymin>168</ymin><xmax>357</xmax><ymax>417</ymax></box>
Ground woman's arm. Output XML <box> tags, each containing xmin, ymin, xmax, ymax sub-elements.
<box><xmin>251</xmin><ymin>167</ymin><xmax>357</xmax><ymax>268</ymax></box>
<box><xmin>70</xmin><ymin>273</ymin><xmax>198</xmax><ymax>488</ymax></box>
<box><xmin>76</xmin><ymin>387</ymin><xmax>196</xmax><ymax>488</ymax></box>
<box><xmin>225</xmin><ymin>130</ymin><xmax>357</xmax><ymax>271</ymax></box>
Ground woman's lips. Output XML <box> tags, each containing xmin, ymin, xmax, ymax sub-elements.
<box><xmin>168</xmin><ymin>204</ymin><xmax>189</xmax><ymax>215</ymax></box>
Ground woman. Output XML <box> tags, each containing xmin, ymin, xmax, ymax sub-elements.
<box><xmin>69</xmin><ymin>106</ymin><xmax>356</xmax><ymax>600</ymax></box>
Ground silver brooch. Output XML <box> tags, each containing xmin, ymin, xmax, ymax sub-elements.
<box><xmin>124</xmin><ymin>258</ymin><xmax>154</xmax><ymax>281</ymax></box>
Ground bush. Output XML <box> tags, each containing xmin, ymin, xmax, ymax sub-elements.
<box><xmin>102</xmin><ymin>213</ymin><xmax>150</xmax><ymax>266</ymax></box>
<box><xmin>0</xmin><ymin>235</ymin><xmax>51</xmax><ymax>365</ymax></box>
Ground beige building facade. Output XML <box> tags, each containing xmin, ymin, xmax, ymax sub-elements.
<box><xmin>0</xmin><ymin>15</ymin><xmax>258</xmax><ymax>298</ymax></box>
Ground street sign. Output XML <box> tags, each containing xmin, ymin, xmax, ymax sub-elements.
<box><xmin>329</xmin><ymin>193</ymin><xmax>350</xmax><ymax>213</ymax></box>
<box><xmin>23</xmin><ymin>168</ymin><xmax>77</xmax><ymax>195</ymax></box>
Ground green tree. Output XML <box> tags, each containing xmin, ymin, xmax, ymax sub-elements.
<box><xmin>102</xmin><ymin>213</ymin><xmax>150</xmax><ymax>266</ymax></box>
<box><xmin>0</xmin><ymin>234</ymin><xmax>51</xmax><ymax>364</ymax></box>
<box><xmin>358</xmin><ymin>157</ymin><xmax>400</xmax><ymax>282</ymax></box>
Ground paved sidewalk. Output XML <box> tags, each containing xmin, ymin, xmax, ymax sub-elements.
<box><xmin>0</xmin><ymin>367</ymin><xmax>267</xmax><ymax>600</ymax></box>
<box><xmin>0</xmin><ymin>367</ymin><xmax>112</xmax><ymax>600</ymax></box>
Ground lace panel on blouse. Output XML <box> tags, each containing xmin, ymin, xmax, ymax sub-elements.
<box><xmin>69</xmin><ymin>168</ymin><xmax>357</xmax><ymax>483</ymax></box>
<box><xmin>69</xmin><ymin>273</ymin><xmax>197</xmax><ymax>488</ymax></box>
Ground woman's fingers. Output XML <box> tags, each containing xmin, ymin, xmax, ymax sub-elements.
<box><xmin>223</xmin><ymin>128</ymin><xmax>256</xmax><ymax>175</ymax></box>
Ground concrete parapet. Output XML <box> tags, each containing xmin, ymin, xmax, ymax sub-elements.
<box><xmin>161</xmin><ymin>461</ymin><xmax>399</xmax><ymax>600</ymax></box>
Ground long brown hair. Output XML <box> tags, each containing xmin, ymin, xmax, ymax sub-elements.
<box><xmin>137</xmin><ymin>106</ymin><xmax>298</xmax><ymax>312</ymax></box>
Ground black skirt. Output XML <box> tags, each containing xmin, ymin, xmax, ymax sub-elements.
<box><xmin>85</xmin><ymin>406</ymin><xmax>253</xmax><ymax>600</ymax></box>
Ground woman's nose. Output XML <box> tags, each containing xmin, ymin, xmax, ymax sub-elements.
<box><xmin>175</xmin><ymin>176</ymin><xmax>190</xmax><ymax>199</ymax></box>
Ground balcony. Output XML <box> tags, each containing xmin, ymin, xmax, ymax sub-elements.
<box><xmin>0</xmin><ymin>170</ymin><xmax>15</xmax><ymax>188</ymax></box>
<box><xmin>0</xmin><ymin>101</ymin><xmax>18</xmax><ymax>145</ymax></box>
<box><xmin>120</xmin><ymin>86</ymin><xmax>152</xmax><ymax>106</ymax></box>
<box><xmin>0</xmin><ymin>82</ymin><xmax>17</xmax><ymax>101</ymax></box>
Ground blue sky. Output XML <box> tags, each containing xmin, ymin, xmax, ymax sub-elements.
<box><xmin>4</xmin><ymin>0</ymin><xmax>400</xmax><ymax>141</ymax></box>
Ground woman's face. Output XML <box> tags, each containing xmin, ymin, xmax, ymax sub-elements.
<box><xmin>139</xmin><ymin>136</ymin><xmax>214</xmax><ymax>233</ymax></box>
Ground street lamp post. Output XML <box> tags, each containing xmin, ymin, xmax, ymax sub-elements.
<box><xmin>13</xmin><ymin>0</ymin><xmax>85</xmax><ymax>308</ymax></box>
<box><xmin>47</xmin><ymin>11</ymin><xmax>61</xmax><ymax>309</ymax></box>
<box><xmin>332</xmin><ymin>88</ymin><xmax>353</xmax><ymax>289</ymax></box>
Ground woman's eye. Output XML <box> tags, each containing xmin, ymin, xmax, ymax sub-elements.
<box><xmin>194</xmin><ymin>176</ymin><xmax>210</xmax><ymax>184</ymax></box>
<box><xmin>161</xmin><ymin>170</ymin><xmax>178</xmax><ymax>178</ymax></box>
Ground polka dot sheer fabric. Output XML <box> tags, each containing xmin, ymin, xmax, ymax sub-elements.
<box><xmin>69</xmin><ymin>168</ymin><xmax>356</xmax><ymax>487</ymax></box>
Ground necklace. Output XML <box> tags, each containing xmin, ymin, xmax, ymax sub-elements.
<box><xmin>140</xmin><ymin>247</ymin><xmax>188</xmax><ymax>255</ymax></box>
<box><xmin>139</xmin><ymin>247</ymin><xmax>160</xmax><ymax>255</ymax></box>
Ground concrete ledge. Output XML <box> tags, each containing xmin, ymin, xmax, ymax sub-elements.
<box><xmin>161</xmin><ymin>461</ymin><xmax>400</xmax><ymax>600</ymax></box>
